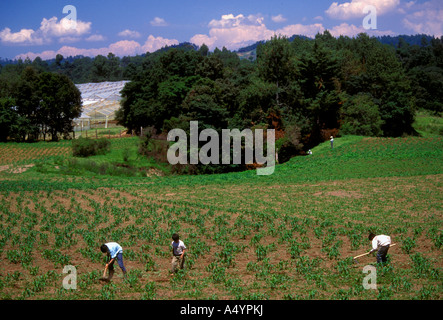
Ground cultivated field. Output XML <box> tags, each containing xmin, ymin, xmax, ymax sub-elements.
<box><xmin>0</xmin><ymin>135</ymin><xmax>441</xmax><ymax>300</ymax></box>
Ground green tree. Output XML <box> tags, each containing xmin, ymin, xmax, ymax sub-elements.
<box><xmin>342</xmin><ymin>34</ymin><xmax>415</xmax><ymax>136</ymax></box>
<box><xmin>182</xmin><ymin>80</ymin><xmax>228</xmax><ymax>129</ymax></box>
<box><xmin>91</xmin><ymin>55</ymin><xmax>110</xmax><ymax>82</ymax></box>
<box><xmin>257</xmin><ymin>35</ymin><xmax>297</xmax><ymax>107</ymax></box>
<box><xmin>297</xmin><ymin>35</ymin><xmax>342</xmax><ymax>144</ymax></box>
<box><xmin>15</xmin><ymin>66</ymin><xmax>41</xmax><ymax>140</ymax></box>
<box><xmin>38</xmin><ymin>72</ymin><xmax>82</xmax><ymax>141</ymax></box>
<box><xmin>0</xmin><ymin>97</ymin><xmax>19</xmax><ymax>141</ymax></box>
<box><xmin>340</xmin><ymin>93</ymin><xmax>384</xmax><ymax>136</ymax></box>
<box><xmin>107</xmin><ymin>53</ymin><xmax>122</xmax><ymax>80</ymax></box>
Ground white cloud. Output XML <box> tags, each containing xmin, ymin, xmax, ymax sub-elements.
<box><xmin>191</xmin><ymin>14</ymin><xmax>325</xmax><ymax>50</ymax></box>
<box><xmin>59</xmin><ymin>36</ymin><xmax>82</xmax><ymax>44</ymax></box>
<box><xmin>326</xmin><ymin>0</ymin><xmax>400</xmax><ymax>20</ymax></box>
<box><xmin>14</xmin><ymin>35</ymin><xmax>179</xmax><ymax>61</ymax></box>
<box><xmin>329</xmin><ymin>22</ymin><xmax>395</xmax><ymax>37</ymax></box>
<box><xmin>39</xmin><ymin>16</ymin><xmax>91</xmax><ymax>37</ymax></box>
<box><xmin>189</xmin><ymin>34</ymin><xmax>217</xmax><ymax>48</ymax></box>
<box><xmin>401</xmin><ymin>0</ymin><xmax>443</xmax><ymax>36</ymax></box>
<box><xmin>272</xmin><ymin>14</ymin><xmax>287</xmax><ymax>23</ymax></box>
<box><xmin>86</xmin><ymin>34</ymin><xmax>106</xmax><ymax>42</ymax></box>
<box><xmin>150</xmin><ymin>17</ymin><xmax>168</xmax><ymax>27</ymax></box>
<box><xmin>0</xmin><ymin>28</ymin><xmax>43</xmax><ymax>45</ymax></box>
<box><xmin>0</xmin><ymin>16</ymin><xmax>91</xmax><ymax>45</ymax></box>
<box><xmin>193</xmin><ymin>13</ymin><xmax>275</xmax><ymax>50</ymax></box>
<box><xmin>118</xmin><ymin>29</ymin><xmax>141</xmax><ymax>38</ymax></box>
<box><xmin>109</xmin><ymin>40</ymin><xmax>143</xmax><ymax>56</ymax></box>
<box><xmin>191</xmin><ymin>12</ymin><xmax>398</xmax><ymax>51</ymax></box>
<box><xmin>142</xmin><ymin>35</ymin><xmax>178</xmax><ymax>52</ymax></box>
<box><xmin>277</xmin><ymin>24</ymin><xmax>325</xmax><ymax>38</ymax></box>
<box><xmin>208</xmin><ymin>14</ymin><xmax>243</xmax><ymax>28</ymax></box>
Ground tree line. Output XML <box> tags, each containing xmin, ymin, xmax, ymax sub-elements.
<box><xmin>116</xmin><ymin>32</ymin><xmax>442</xmax><ymax>169</ymax></box>
<box><xmin>0</xmin><ymin>32</ymin><xmax>441</xmax><ymax>164</ymax></box>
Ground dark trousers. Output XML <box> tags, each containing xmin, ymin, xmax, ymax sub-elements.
<box><xmin>377</xmin><ymin>245</ymin><xmax>390</xmax><ymax>263</ymax></box>
<box><xmin>109</xmin><ymin>252</ymin><xmax>126</xmax><ymax>272</ymax></box>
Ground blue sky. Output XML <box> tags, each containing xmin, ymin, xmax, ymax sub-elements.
<box><xmin>1</xmin><ymin>0</ymin><xmax>442</xmax><ymax>60</ymax></box>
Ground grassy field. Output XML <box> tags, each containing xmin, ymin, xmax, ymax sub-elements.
<box><xmin>0</xmin><ymin>132</ymin><xmax>441</xmax><ymax>300</ymax></box>
<box><xmin>413</xmin><ymin>110</ymin><xmax>443</xmax><ymax>137</ymax></box>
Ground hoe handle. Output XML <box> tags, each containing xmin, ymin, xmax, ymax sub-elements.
<box><xmin>353</xmin><ymin>243</ymin><xmax>397</xmax><ymax>259</ymax></box>
<box><xmin>353</xmin><ymin>252</ymin><xmax>371</xmax><ymax>259</ymax></box>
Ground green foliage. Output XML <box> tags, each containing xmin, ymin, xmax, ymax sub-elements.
<box><xmin>0</xmin><ymin>66</ymin><xmax>81</xmax><ymax>141</ymax></box>
<box><xmin>141</xmin><ymin>282</ymin><xmax>157</xmax><ymax>300</ymax></box>
<box><xmin>99</xmin><ymin>283</ymin><xmax>118</xmax><ymax>300</ymax></box>
<box><xmin>401</xmin><ymin>237</ymin><xmax>416</xmax><ymax>254</ymax></box>
<box><xmin>340</xmin><ymin>93</ymin><xmax>384</xmax><ymax>136</ymax></box>
<box><xmin>72</xmin><ymin>137</ymin><xmax>110</xmax><ymax>157</ymax></box>
<box><xmin>0</xmin><ymin>70</ymin><xmax>441</xmax><ymax>302</ymax></box>
<box><xmin>41</xmin><ymin>249</ymin><xmax>71</xmax><ymax>267</ymax></box>
<box><xmin>1</xmin><ymin>33</ymin><xmax>437</xmax><ymax>171</ymax></box>
<box><xmin>0</xmin><ymin>97</ymin><xmax>20</xmax><ymax>142</ymax></box>
<box><xmin>411</xmin><ymin>253</ymin><xmax>440</xmax><ymax>279</ymax></box>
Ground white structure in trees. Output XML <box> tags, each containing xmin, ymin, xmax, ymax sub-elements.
<box><xmin>73</xmin><ymin>81</ymin><xmax>129</xmax><ymax>130</ymax></box>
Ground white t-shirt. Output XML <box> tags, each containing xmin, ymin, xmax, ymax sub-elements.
<box><xmin>171</xmin><ymin>240</ymin><xmax>186</xmax><ymax>256</ymax></box>
<box><xmin>105</xmin><ymin>242</ymin><xmax>123</xmax><ymax>259</ymax></box>
<box><xmin>372</xmin><ymin>235</ymin><xmax>391</xmax><ymax>250</ymax></box>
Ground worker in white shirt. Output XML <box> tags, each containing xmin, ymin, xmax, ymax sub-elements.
<box><xmin>368</xmin><ymin>233</ymin><xmax>391</xmax><ymax>264</ymax></box>
<box><xmin>171</xmin><ymin>233</ymin><xmax>187</xmax><ymax>274</ymax></box>
<box><xmin>100</xmin><ymin>242</ymin><xmax>127</xmax><ymax>281</ymax></box>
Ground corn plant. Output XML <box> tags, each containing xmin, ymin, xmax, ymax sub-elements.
<box><xmin>99</xmin><ymin>283</ymin><xmax>118</xmax><ymax>300</ymax></box>
<box><xmin>41</xmin><ymin>249</ymin><xmax>71</xmax><ymax>267</ymax></box>
<box><xmin>411</xmin><ymin>253</ymin><xmax>439</xmax><ymax>279</ymax></box>
<box><xmin>141</xmin><ymin>282</ymin><xmax>157</xmax><ymax>300</ymax></box>
<box><xmin>401</xmin><ymin>237</ymin><xmax>416</xmax><ymax>254</ymax></box>
<box><xmin>335</xmin><ymin>257</ymin><xmax>353</xmax><ymax>277</ymax></box>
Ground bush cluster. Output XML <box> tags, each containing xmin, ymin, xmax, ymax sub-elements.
<box><xmin>72</xmin><ymin>137</ymin><xmax>110</xmax><ymax>157</ymax></box>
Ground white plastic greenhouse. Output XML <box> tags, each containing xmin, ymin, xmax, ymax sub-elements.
<box><xmin>73</xmin><ymin>81</ymin><xmax>129</xmax><ymax>130</ymax></box>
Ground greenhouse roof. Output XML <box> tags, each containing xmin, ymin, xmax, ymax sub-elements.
<box><xmin>75</xmin><ymin>80</ymin><xmax>129</xmax><ymax>120</ymax></box>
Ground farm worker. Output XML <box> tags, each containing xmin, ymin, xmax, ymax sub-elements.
<box><xmin>330</xmin><ymin>136</ymin><xmax>334</xmax><ymax>149</ymax></box>
<box><xmin>171</xmin><ymin>233</ymin><xmax>187</xmax><ymax>274</ymax></box>
<box><xmin>100</xmin><ymin>242</ymin><xmax>127</xmax><ymax>281</ymax></box>
<box><xmin>368</xmin><ymin>233</ymin><xmax>391</xmax><ymax>264</ymax></box>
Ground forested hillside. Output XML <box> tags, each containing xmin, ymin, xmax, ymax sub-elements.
<box><xmin>115</xmin><ymin>32</ymin><xmax>442</xmax><ymax>171</ymax></box>
<box><xmin>1</xmin><ymin>32</ymin><xmax>442</xmax><ymax>172</ymax></box>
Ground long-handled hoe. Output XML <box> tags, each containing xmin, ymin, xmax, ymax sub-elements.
<box><xmin>352</xmin><ymin>243</ymin><xmax>397</xmax><ymax>263</ymax></box>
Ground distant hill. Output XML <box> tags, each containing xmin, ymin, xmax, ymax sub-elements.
<box><xmin>155</xmin><ymin>42</ymin><xmax>199</xmax><ymax>53</ymax></box>
<box><xmin>234</xmin><ymin>33</ymin><xmax>440</xmax><ymax>61</ymax></box>
<box><xmin>377</xmin><ymin>34</ymin><xmax>436</xmax><ymax>47</ymax></box>
<box><xmin>235</xmin><ymin>35</ymin><xmax>312</xmax><ymax>61</ymax></box>
<box><xmin>1</xmin><ymin>34</ymin><xmax>439</xmax><ymax>66</ymax></box>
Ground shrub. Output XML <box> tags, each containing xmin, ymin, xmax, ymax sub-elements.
<box><xmin>72</xmin><ymin>137</ymin><xmax>110</xmax><ymax>157</ymax></box>
<box><xmin>340</xmin><ymin>93</ymin><xmax>384</xmax><ymax>136</ymax></box>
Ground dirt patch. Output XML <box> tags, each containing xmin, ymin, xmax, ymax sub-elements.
<box><xmin>146</xmin><ymin>168</ymin><xmax>164</xmax><ymax>177</ymax></box>
<box><xmin>314</xmin><ymin>190</ymin><xmax>363</xmax><ymax>198</ymax></box>
<box><xmin>0</xmin><ymin>164</ymin><xmax>35</xmax><ymax>174</ymax></box>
